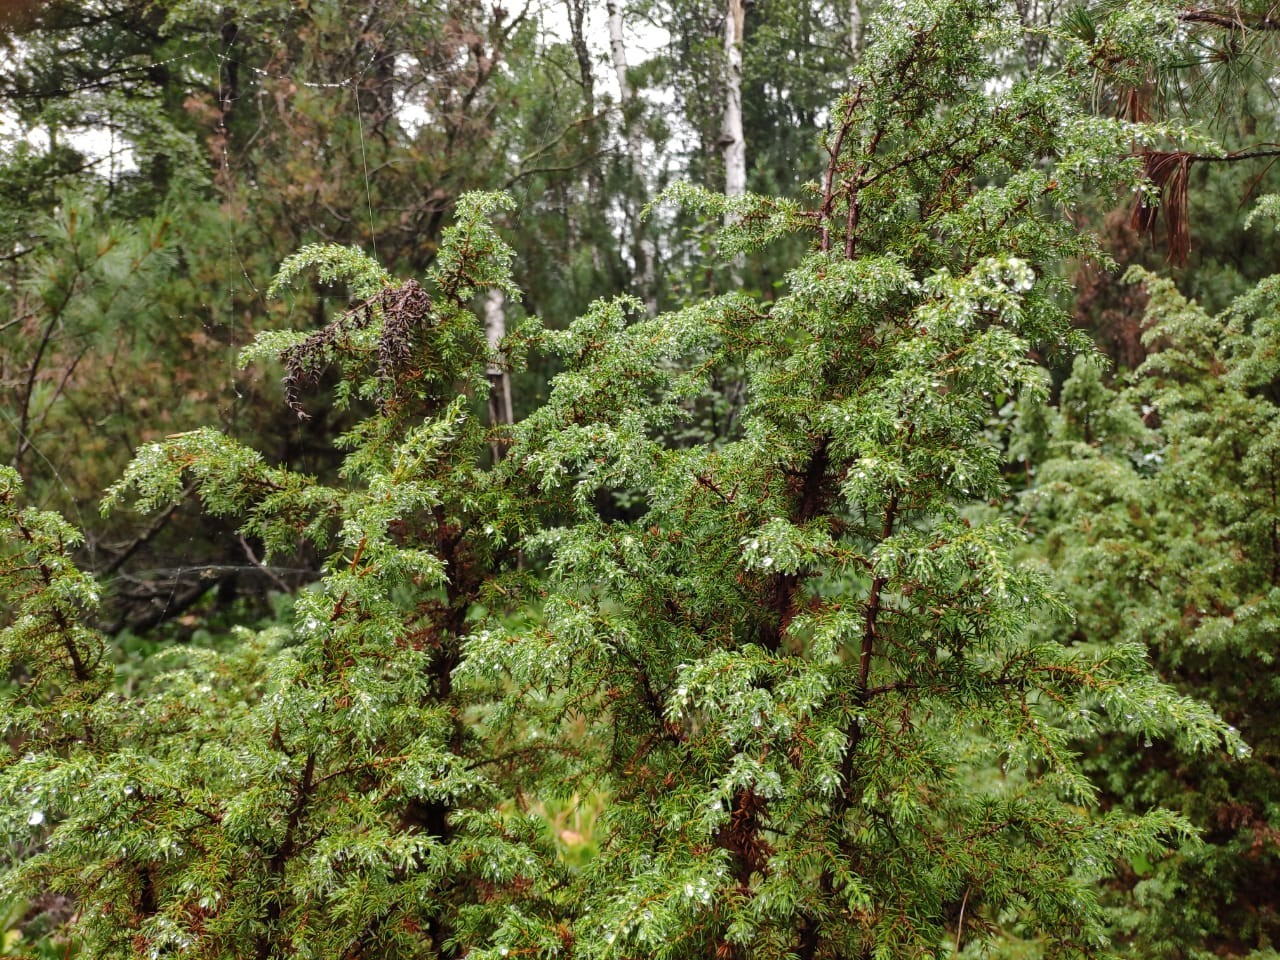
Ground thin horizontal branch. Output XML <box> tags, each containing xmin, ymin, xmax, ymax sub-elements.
<box><xmin>98</xmin><ymin>489</ymin><xmax>189</xmax><ymax>577</ymax></box>
<box><xmin>107</xmin><ymin>573</ymin><xmax>226</xmax><ymax>636</ymax></box>
<box><xmin>0</xmin><ymin>248</ymin><xmax>36</xmax><ymax>266</ymax></box>
<box><xmin>1180</xmin><ymin>7</ymin><xmax>1280</xmax><ymax>31</ymax></box>
<box><xmin>1186</xmin><ymin>144</ymin><xmax>1280</xmax><ymax>163</ymax></box>
<box><xmin>239</xmin><ymin>534</ymin><xmax>292</xmax><ymax>594</ymax></box>
<box><xmin>0</xmin><ymin>310</ymin><xmax>35</xmax><ymax>332</ymax></box>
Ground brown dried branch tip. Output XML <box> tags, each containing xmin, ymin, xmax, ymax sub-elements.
<box><xmin>375</xmin><ymin>279</ymin><xmax>432</xmax><ymax>403</ymax></box>
<box><xmin>281</xmin><ymin>280</ymin><xmax>432</xmax><ymax>420</ymax></box>
<box><xmin>1132</xmin><ymin>149</ymin><xmax>1192</xmax><ymax>267</ymax></box>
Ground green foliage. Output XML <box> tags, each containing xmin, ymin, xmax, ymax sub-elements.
<box><xmin>0</xmin><ymin>466</ymin><xmax>108</xmax><ymax>734</ymax></box>
<box><xmin>0</xmin><ymin>0</ymin><xmax>616</xmax><ymax>633</ymax></box>
<box><xmin>0</xmin><ymin>1</ymin><xmax>1267</xmax><ymax>959</ymax></box>
<box><xmin>460</xmin><ymin>3</ymin><xmax>1242</xmax><ymax>957</ymax></box>
<box><xmin>269</xmin><ymin>245</ymin><xmax>392</xmax><ymax>302</ymax></box>
<box><xmin>0</xmin><ymin>201</ymin><xmax>560</xmax><ymax>959</ymax></box>
<box><xmin>0</xmin><ymin>195</ymin><xmax>178</xmax><ymax>504</ymax></box>
<box><xmin>1025</xmin><ymin>249</ymin><xmax>1280</xmax><ymax>956</ymax></box>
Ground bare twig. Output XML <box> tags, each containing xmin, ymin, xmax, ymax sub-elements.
<box><xmin>99</xmin><ymin>491</ymin><xmax>189</xmax><ymax>577</ymax></box>
<box><xmin>238</xmin><ymin>534</ymin><xmax>292</xmax><ymax>594</ymax></box>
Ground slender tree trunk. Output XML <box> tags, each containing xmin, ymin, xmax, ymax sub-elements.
<box><xmin>721</xmin><ymin>0</ymin><xmax>746</xmax><ymax>213</ymax></box>
<box><xmin>607</xmin><ymin>0</ymin><xmax>658</xmax><ymax>315</ymax></box>
<box><xmin>850</xmin><ymin>0</ymin><xmax>864</xmax><ymax>57</ymax></box>
<box><xmin>720</xmin><ymin>0</ymin><xmax>746</xmax><ymax>287</ymax></box>
<box><xmin>1013</xmin><ymin>0</ymin><xmax>1046</xmax><ymax>70</ymax></box>
<box><xmin>484</xmin><ymin>289</ymin><xmax>513</xmax><ymax>461</ymax></box>
<box><xmin>606</xmin><ymin>0</ymin><xmax>630</xmax><ymax>100</ymax></box>
<box><xmin>563</xmin><ymin>0</ymin><xmax>606</xmax><ymax>278</ymax></box>
<box><xmin>565</xmin><ymin>0</ymin><xmax>594</xmax><ymax>104</ymax></box>
<box><xmin>219</xmin><ymin>20</ymin><xmax>239</xmax><ymax>122</ymax></box>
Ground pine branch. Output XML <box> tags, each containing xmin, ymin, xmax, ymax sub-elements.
<box><xmin>1179</xmin><ymin>7</ymin><xmax>1280</xmax><ymax>31</ymax></box>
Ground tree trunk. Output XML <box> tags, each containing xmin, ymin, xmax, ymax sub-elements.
<box><xmin>484</xmin><ymin>289</ymin><xmax>513</xmax><ymax>461</ymax></box>
<box><xmin>850</xmin><ymin>0</ymin><xmax>864</xmax><ymax>57</ymax></box>
<box><xmin>721</xmin><ymin>0</ymin><xmax>746</xmax><ymax>214</ymax></box>
<box><xmin>720</xmin><ymin>0</ymin><xmax>746</xmax><ymax>286</ymax></box>
<box><xmin>607</xmin><ymin>0</ymin><xmax>658</xmax><ymax>315</ymax></box>
<box><xmin>565</xmin><ymin>0</ymin><xmax>595</xmax><ymax>104</ymax></box>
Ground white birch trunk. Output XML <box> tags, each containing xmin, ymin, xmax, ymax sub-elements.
<box><xmin>484</xmin><ymin>289</ymin><xmax>513</xmax><ymax>459</ymax></box>
<box><xmin>850</xmin><ymin>0</ymin><xmax>864</xmax><ymax>57</ymax></box>
<box><xmin>721</xmin><ymin>0</ymin><xmax>746</xmax><ymax>214</ymax></box>
<box><xmin>607</xmin><ymin>0</ymin><xmax>658</xmax><ymax>315</ymax></box>
<box><xmin>606</xmin><ymin>1</ymin><xmax>633</xmax><ymax>101</ymax></box>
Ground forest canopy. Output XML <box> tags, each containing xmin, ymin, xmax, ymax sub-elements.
<box><xmin>1</xmin><ymin>0</ymin><xmax>1279</xmax><ymax>957</ymax></box>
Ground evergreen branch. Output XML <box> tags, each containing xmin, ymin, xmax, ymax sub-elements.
<box><xmin>12</xmin><ymin>284</ymin><xmax>73</xmax><ymax>472</ymax></box>
<box><xmin>0</xmin><ymin>248</ymin><xmax>36</xmax><ymax>266</ymax></box>
<box><xmin>838</xmin><ymin>490</ymin><xmax>901</xmax><ymax>809</ymax></box>
<box><xmin>1184</xmin><ymin>144</ymin><xmax>1280</xmax><ymax>162</ymax></box>
<box><xmin>256</xmin><ymin>749</ymin><xmax>317</xmax><ymax>960</ymax></box>
<box><xmin>1179</xmin><ymin>7</ymin><xmax>1280</xmax><ymax>31</ymax></box>
<box><xmin>820</xmin><ymin>94</ymin><xmax>861</xmax><ymax>253</ymax></box>
<box><xmin>13</xmin><ymin>518</ymin><xmax>92</xmax><ymax>683</ymax></box>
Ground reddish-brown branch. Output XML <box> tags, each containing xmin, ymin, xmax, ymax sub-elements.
<box><xmin>859</xmin><ymin>492</ymin><xmax>899</xmax><ymax>692</ymax></box>
<box><xmin>1187</xmin><ymin>145</ymin><xmax>1280</xmax><ymax>163</ymax></box>
<box><xmin>844</xmin><ymin>129</ymin><xmax>884</xmax><ymax>260</ymax></box>
<box><xmin>13</xmin><ymin>517</ymin><xmax>93</xmax><ymax>683</ymax></box>
<box><xmin>761</xmin><ymin>436</ymin><xmax>832</xmax><ymax>652</ymax></box>
<box><xmin>1179</xmin><ymin>8</ymin><xmax>1280</xmax><ymax>30</ymax></box>
<box><xmin>256</xmin><ymin>750</ymin><xmax>317</xmax><ymax>960</ymax></box>
<box><xmin>838</xmin><ymin>492</ymin><xmax>900</xmax><ymax>806</ymax></box>
<box><xmin>820</xmin><ymin>96</ymin><xmax>861</xmax><ymax>253</ymax></box>
<box><xmin>1132</xmin><ymin>144</ymin><xmax>1280</xmax><ymax>264</ymax></box>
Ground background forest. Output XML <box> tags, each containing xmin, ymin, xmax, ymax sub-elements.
<box><xmin>0</xmin><ymin>0</ymin><xmax>1278</xmax><ymax>957</ymax></box>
